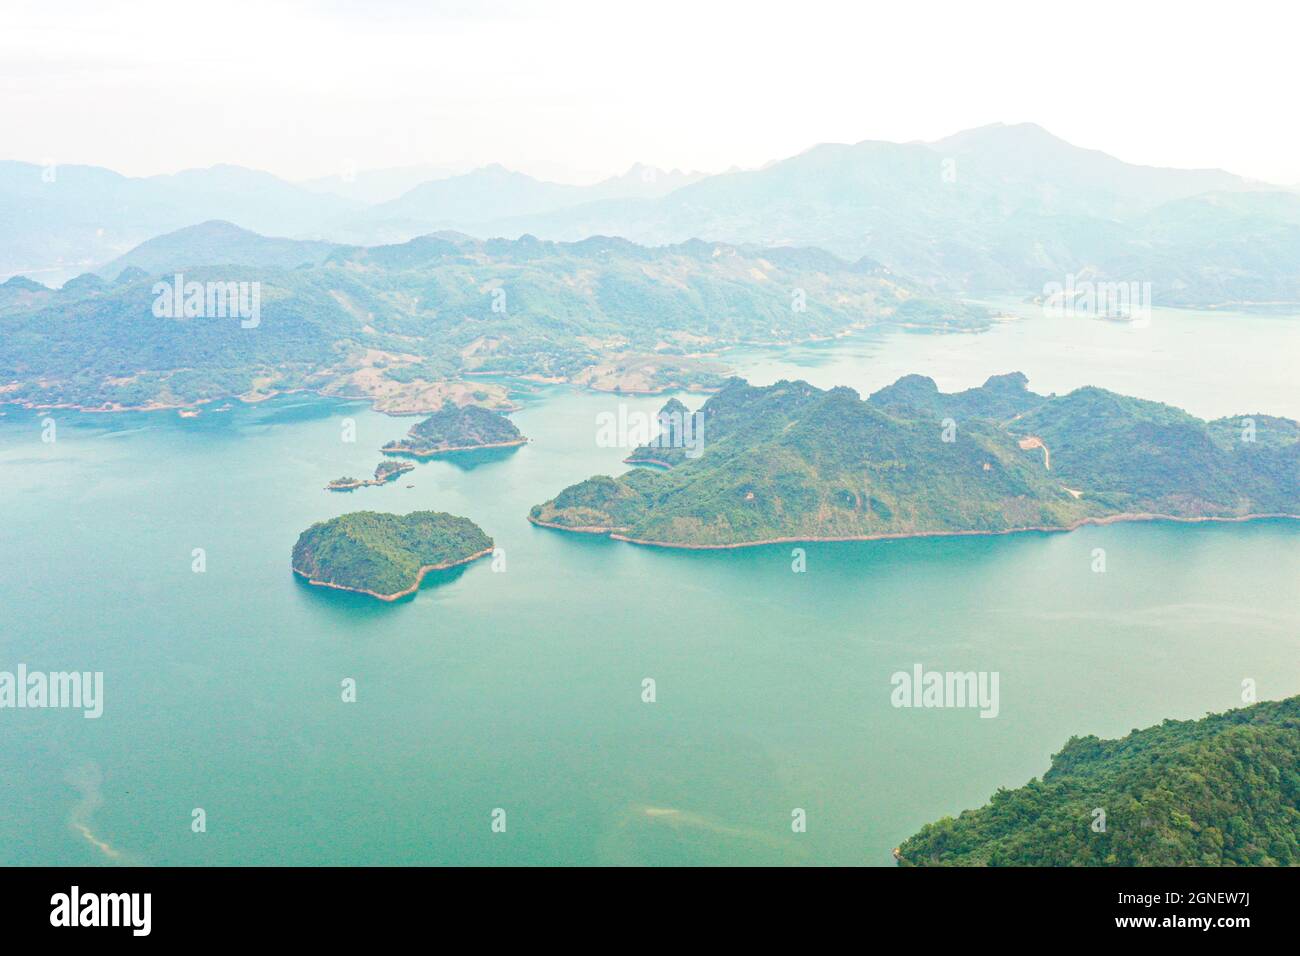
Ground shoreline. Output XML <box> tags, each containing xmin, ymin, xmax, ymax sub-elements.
<box><xmin>381</xmin><ymin>437</ymin><xmax>529</xmax><ymax>458</ymax></box>
<box><xmin>528</xmin><ymin>512</ymin><xmax>1300</xmax><ymax>550</ymax></box>
<box><xmin>577</xmin><ymin>382</ymin><xmax>721</xmax><ymax>396</ymax></box>
<box><xmin>291</xmin><ymin>546</ymin><xmax>494</xmax><ymax>601</ymax></box>
<box><xmin>0</xmin><ymin>385</ymin><xmax>522</xmax><ymax>418</ymax></box>
<box><xmin>9</xmin><ymin>299</ymin><xmax>1300</xmax><ymax>419</ymax></box>
<box><xmin>0</xmin><ymin>323</ymin><xmax>874</xmax><ymax>417</ymax></box>
<box><xmin>325</xmin><ymin>463</ymin><xmax>414</xmax><ymax>491</ymax></box>
<box><xmin>324</xmin><ymin>474</ymin><xmax>411</xmax><ymax>491</ymax></box>
<box><xmin>528</xmin><ymin>515</ymin><xmax>631</xmax><ymax>534</ymax></box>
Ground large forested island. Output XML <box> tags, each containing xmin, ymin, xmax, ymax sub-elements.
<box><xmin>291</xmin><ymin>510</ymin><xmax>492</xmax><ymax>600</ymax></box>
<box><xmin>529</xmin><ymin>373</ymin><xmax>1300</xmax><ymax>547</ymax></box>
<box><xmin>382</xmin><ymin>404</ymin><xmax>526</xmax><ymax>457</ymax></box>
<box><xmin>897</xmin><ymin>696</ymin><xmax>1300</xmax><ymax>866</ymax></box>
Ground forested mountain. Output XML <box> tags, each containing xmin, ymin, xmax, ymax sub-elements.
<box><xmin>898</xmin><ymin>696</ymin><xmax>1300</xmax><ymax>866</ymax></box>
<box><xmin>530</xmin><ymin>374</ymin><xmax>1300</xmax><ymax>546</ymax></box>
<box><xmin>0</xmin><ymin>227</ymin><xmax>962</xmax><ymax>412</ymax></box>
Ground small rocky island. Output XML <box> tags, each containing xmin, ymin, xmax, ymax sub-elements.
<box><xmin>292</xmin><ymin>510</ymin><xmax>493</xmax><ymax>601</ymax></box>
<box><xmin>382</xmin><ymin>404</ymin><xmax>527</xmax><ymax>458</ymax></box>
<box><xmin>325</xmin><ymin>460</ymin><xmax>415</xmax><ymax>491</ymax></box>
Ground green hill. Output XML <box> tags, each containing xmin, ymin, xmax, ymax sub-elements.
<box><xmin>529</xmin><ymin>374</ymin><xmax>1299</xmax><ymax>547</ymax></box>
<box><xmin>97</xmin><ymin>220</ymin><xmax>341</xmax><ymax>277</ymax></box>
<box><xmin>897</xmin><ymin>696</ymin><xmax>1300</xmax><ymax>866</ymax></box>
<box><xmin>382</xmin><ymin>404</ymin><xmax>526</xmax><ymax>457</ymax></box>
<box><xmin>291</xmin><ymin>510</ymin><xmax>492</xmax><ymax>600</ymax></box>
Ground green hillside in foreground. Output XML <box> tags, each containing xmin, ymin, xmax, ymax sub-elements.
<box><xmin>0</xmin><ymin>225</ymin><xmax>977</xmax><ymax>412</ymax></box>
<box><xmin>382</xmin><ymin>404</ymin><xmax>525</xmax><ymax>456</ymax></box>
<box><xmin>897</xmin><ymin>696</ymin><xmax>1300</xmax><ymax>866</ymax></box>
<box><xmin>291</xmin><ymin>510</ymin><xmax>492</xmax><ymax>599</ymax></box>
<box><xmin>530</xmin><ymin>373</ymin><xmax>1299</xmax><ymax>546</ymax></box>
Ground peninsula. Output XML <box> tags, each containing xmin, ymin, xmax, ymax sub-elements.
<box><xmin>530</xmin><ymin>373</ymin><xmax>1299</xmax><ymax>548</ymax></box>
<box><xmin>291</xmin><ymin>510</ymin><xmax>493</xmax><ymax>600</ymax></box>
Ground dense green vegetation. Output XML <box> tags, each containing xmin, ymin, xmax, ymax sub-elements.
<box><xmin>382</xmin><ymin>404</ymin><xmax>525</xmax><ymax>456</ymax></box>
<box><xmin>898</xmin><ymin>696</ymin><xmax>1300</xmax><ymax>866</ymax></box>
<box><xmin>0</xmin><ymin>225</ymin><xmax>970</xmax><ymax>411</ymax></box>
<box><xmin>1007</xmin><ymin>388</ymin><xmax>1300</xmax><ymax>515</ymax></box>
<box><xmin>530</xmin><ymin>373</ymin><xmax>1299</xmax><ymax>546</ymax></box>
<box><xmin>291</xmin><ymin>510</ymin><xmax>492</xmax><ymax>598</ymax></box>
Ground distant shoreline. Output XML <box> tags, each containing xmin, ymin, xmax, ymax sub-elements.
<box><xmin>528</xmin><ymin>511</ymin><xmax>1300</xmax><ymax>550</ymax></box>
<box><xmin>291</xmin><ymin>546</ymin><xmax>494</xmax><ymax>601</ymax></box>
<box><xmin>528</xmin><ymin>516</ymin><xmax>631</xmax><ymax>535</ymax></box>
<box><xmin>0</xmin><ymin>385</ymin><xmax>523</xmax><ymax>418</ymax></box>
<box><xmin>381</xmin><ymin>438</ymin><xmax>529</xmax><ymax>458</ymax></box>
<box><xmin>325</xmin><ymin>464</ymin><xmax>413</xmax><ymax>491</ymax></box>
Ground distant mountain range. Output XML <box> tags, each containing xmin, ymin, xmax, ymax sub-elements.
<box><xmin>298</xmin><ymin>162</ymin><xmax>477</xmax><ymax>205</ymax></box>
<box><xmin>0</xmin><ymin>157</ymin><xmax>701</xmax><ymax>280</ymax></box>
<box><xmin>0</xmin><ymin>160</ymin><xmax>359</xmax><ymax>280</ymax></box>
<box><xmin>322</xmin><ymin>163</ymin><xmax>706</xmax><ymax>246</ymax></box>
<box><xmin>477</xmin><ymin>124</ymin><xmax>1300</xmax><ymax>307</ymax></box>
<box><xmin>5</xmin><ymin>124</ymin><xmax>1298</xmax><ymax>308</ymax></box>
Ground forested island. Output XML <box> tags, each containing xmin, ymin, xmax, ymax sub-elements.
<box><xmin>530</xmin><ymin>373</ymin><xmax>1299</xmax><ymax>547</ymax></box>
<box><xmin>325</xmin><ymin>459</ymin><xmax>414</xmax><ymax>491</ymax></box>
<box><xmin>381</xmin><ymin>403</ymin><xmax>527</xmax><ymax>457</ymax></box>
<box><xmin>291</xmin><ymin>510</ymin><xmax>493</xmax><ymax>600</ymax></box>
<box><xmin>897</xmin><ymin>695</ymin><xmax>1300</xmax><ymax>866</ymax></box>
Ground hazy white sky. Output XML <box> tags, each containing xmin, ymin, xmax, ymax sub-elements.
<box><xmin>3</xmin><ymin>0</ymin><xmax>1295</xmax><ymax>185</ymax></box>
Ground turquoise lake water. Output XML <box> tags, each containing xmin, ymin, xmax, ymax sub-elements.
<box><xmin>1</xmin><ymin>306</ymin><xmax>1296</xmax><ymax>865</ymax></box>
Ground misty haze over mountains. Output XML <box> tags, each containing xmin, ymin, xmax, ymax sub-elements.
<box><xmin>4</xmin><ymin>122</ymin><xmax>1298</xmax><ymax>307</ymax></box>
